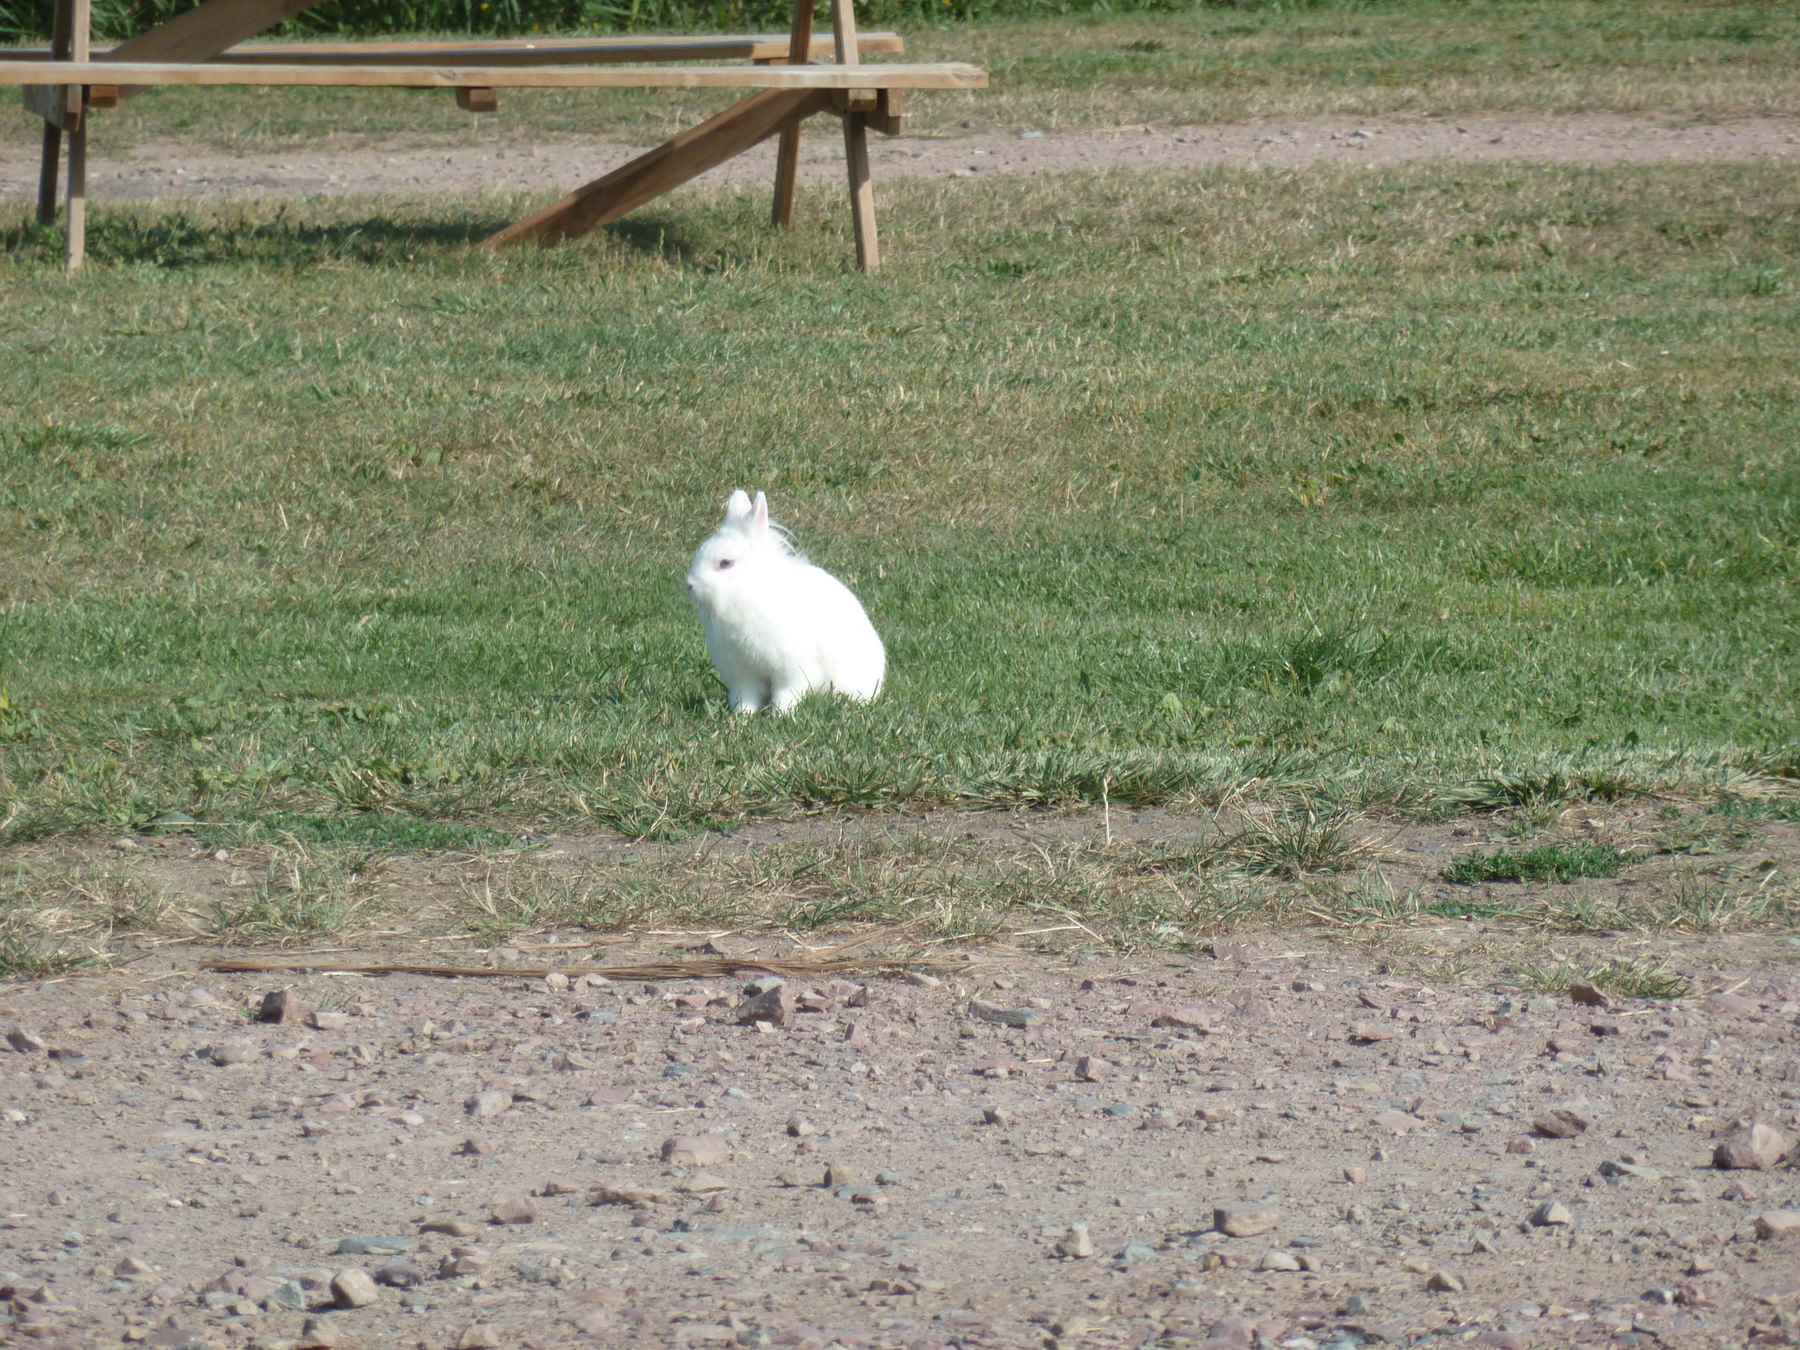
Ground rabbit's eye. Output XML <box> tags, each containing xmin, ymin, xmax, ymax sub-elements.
<box><xmin>716</xmin><ymin>559</ymin><xmax>735</xmax><ymax>571</ymax></box>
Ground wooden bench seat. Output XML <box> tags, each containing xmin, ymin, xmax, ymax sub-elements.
<box><xmin>7</xmin><ymin>0</ymin><xmax>986</xmax><ymax>272</ymax></box>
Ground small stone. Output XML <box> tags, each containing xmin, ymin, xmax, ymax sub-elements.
<box><xmin>465</xmin><ymin>1090</ymin><xmax>510</xmax><ymax>1119</ymax></box>
<box><xmin>373</xmin><ymin>1260</ymin><xmax>422</xmax><ymax>1288</ymax></box>
<box><xmin>1075</xmin><ymin>1056</ymin><xmax>1108</xmax><ymax>1082</ymax></box>
<box><xmin>1427</xmin><ymin>1270</ymin><xmax>1465</xmax><ymax>1293</ymax></box>
<box><xmin>968</xmin><ymin>999</ymin><xmax>1040</xmax><ymax>1029</ymax></box>
<box><xmin>1531</xmin><ymin>1200</ymin><xmax>1574</xmax><ymax>1228</ymax></box>
<box><xmin>6</xmin><ymin>1026</ymin><xmax>49</xmax><ymax>1054</ymax></box>
<box><xmin>334</xmin><ymin>1236</ymin><xmax>411</xmax><ymax>1256</ymax></box>
<box><xmin>1343</xmin><ymin>1166</ymin><xmax>1366</xmax><ymax>1185</ymax></box>
<box><xmin>982</xmin><ymin>1106</ymin><xmax>1013</xmax><ymax>1127</ymax></box>
<box><xmin>1258</xmin><ymin>1250</ymin><xmax>1301</xmax><ymax>1272</ymax></box>
<box><xmin>1215</xmin><ymin>1206</ymin><xmax>1280</xmax><ymax>1238</ymax></box>
<box><xmin>1056</xmin><ymin>1224</ymin><xmax>1094</xmax><ymax>1259</ymax></box>
<box><xmin>1754</xmin><ymin>1211</ymin><xmax>1800</xmax><ymax>1240</ymax></box>
<box><xmin>1348</xmin><ymin>1022</ymin><xmax>1394</xmax><ymax>1044</ymax></box>
<box><xmin>661</xmin><ymin>1134</ymin><xmax>730</xmax><ymax>1167</ymax></box>
<box><xmin>786</xmin><ymin>1117</ymin><xmax>817</xmax><ymax>1138</ymax></box>
<box><xmin>329</xmin><ymin>1268</ymin><xmax>379</xmax><ymax>1308</ymax></box>
<box><xmin>1146</xmin><ymin>1005</ymin><xmax>1214</xmax><ymax>1031</ymax></box>
<box><xmin>1533</xmin><ymin>1110</ymin><xmax>1589</xmax><ymax>1139</ymax></box>
<box><xmin>420</xmin><ymin>1219</ymin><xmax>484</xmax><ymax>1238</ymax></box>
<box><xmin>1506</xmin><ymin>1138</ymin><xmax>1536</xmax><ymax>1156</ymax></box>
<box><xmin>1568</xmin><ymin>982</ymin><xmax>1612</xmax><ymax>1009</ymax></box>
<box><xmin>209</xmin><ymin>1038</ymin><xmax>257</xmax><ymax>1067</ymax></box>
<box><xmin>1713</xmin><ymin>1121</ymin><xmax>1788</xmax><ymax>1171</ymax></box>
<box><xmin>457</xmin><ymin>1324</ymin><xmax>503</xmax><ymax>1349</ymax></box>
<box><xmin>309</xmin><ymin>1010</ymin><xmax>350</xmax><ymax>1031</ymax></box>
<box><xmin>739</xmin><ymin>983</ymin><xmax>796</xmax><ymax>1027</ymax></box>
<box><xmin>823</xmin><ymin>1162</ymin><xmax>860</xmax><ymax>1188</ymax></box>
<box><xmin>256</xmin><ymin>991</ymin><xmax>307</xmax><ymax>1024</ymax></box>
<box><xmin>489</xmin><ymin>1196</ymin><xmax>538</xmax><ymax>1225</ymax></box>
<box><xmin>298</xmin><ymin>1315</ymin><xmax>342</xmax><ymax>1348</ymax></box>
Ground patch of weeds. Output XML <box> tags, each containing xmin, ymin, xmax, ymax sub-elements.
<box><xmin>203</xmin><ymin>844</ymin><xmax>380</xmax><ymax>944</ymax></box>
<box><xmin>1515</xmin><ymin>958</ymin><xmax>1690</xmax><ymax>1001</ymax></box>
<box><xmin>1443</xmin><ymin>841</ymin><xmax>1632</xmax><ymax>884</ymax></box>
<box><xmin>1712</xmin><ymin>796</ymin><xmax>1800</xmax><ymax>825</ymax></box>
<box><xmin>1221</xmin><ymin>805</ymin><xmax>1373</xmax><ymax>878</ymax></box>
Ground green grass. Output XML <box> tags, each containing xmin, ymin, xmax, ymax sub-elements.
<box><xmin>2</xmin><ymin>0</ymin><xmax>1795</xmax><ymax>152</ymax></box>
<box><xmin>2</xmin><ymin>156</ymin><xmax>1797</xmax><ymax>847</ymax></box>
<box><xmin>1443</xmin><ymin>842</ymin><xmax>1633</xmax><ymax>885</ymax></box>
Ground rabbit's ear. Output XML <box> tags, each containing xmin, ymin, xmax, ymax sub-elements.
<box><xmin>725</xmin><ymin>489</ymin><xmax>753</xmax><ymax>522</ymax></box>
<box><xmin>752</xmin><ymin>491</ymin><xmax>770</xmax><ymax>536</ymax></box>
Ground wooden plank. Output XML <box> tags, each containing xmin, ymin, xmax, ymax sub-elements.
<box><xmin>843</xmin><ymin>110</ymin><xmax>876</xmax><ymax>273</ymax></box>
<box><xmin>769</xmin><ymin>0</ymin><xmax>813</xmax><ymax>229</ymax></box>
<box><xmin>0</xmin><ymin>59</ymin><xmax>987</xmax><ymax>90</ymax></box>
<box><xmin>868</xmin><ymin>86</ymin><xmax>904</xmax><ymax>136</ymax></box>
<box><xmin>208</xmin><ymin>33</ymin><xmax>903</xmax><ymax>64</ymax></box>
<box><xmin>829</xmin><ymin>0</ymin><xmax>875</xmax><ymax>108</ymax></box>
<box><xmin>0</xmin><ymin>32</ymin><xmax>907</xmax><ymax>63</ymax></box>
<box><xmin>484</xmin><ymin>87</ymin><xmax>832</xmax><ymax>249</ymax></box>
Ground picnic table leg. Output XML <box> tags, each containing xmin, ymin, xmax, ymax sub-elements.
<box><xmin>64</xmin><ymin>0</ymin><xmax>90</xmax><ymax>272</ymax></box>
<box><xmin>829</xmin><ymin>0</ymin><xmax>877</xmax><ymax>271</ymax></box>
<box><xmin>485</xmin><ymin>88</ymin><xmax>830</xmax><ymax>250</ymax></box>
<box><xmin>841</xmin><ymin>111</ymin><xmax>877</xmax><ymax>272</ymax></box>
<box><xmin>769</xmin><ymin>0</ymin><xmax>814</xmax><ymax>228</ymax></box>
<box><xmin>35</xmin><ymin>0</ymin><xmax>75</xmax><ymax>225</ymax></box>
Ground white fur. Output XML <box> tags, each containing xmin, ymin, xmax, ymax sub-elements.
<box><xmin>685</xmin><ymin>489</ymin><xmax>886</xmax><ymax>714</ymax></box>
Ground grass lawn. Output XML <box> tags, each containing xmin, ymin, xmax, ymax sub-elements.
<box><xmin>1</xmin><ymin>0</ymin><xmax>1795</xmax><ymax>150</ymax></box>
<box><xmin>0</xmin><ymin>1</ymin><xmax>1796</xmax><ymax>968</ymax></box>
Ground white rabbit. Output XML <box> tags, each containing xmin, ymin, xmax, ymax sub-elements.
<box><xmin>686</xmin><ymin>489</ymin><xmax>886</xmax><ymax>714</ymax></box>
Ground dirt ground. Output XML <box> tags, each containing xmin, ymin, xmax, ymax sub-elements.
<box><xmin>4</xmin><ymin>111</ymin><xmax>1800</xmax><ymax>1349</ymax></box>
<box><xmin>2</xmin><ymin>112</ymin><xmax>1797</xmax><ymax>205</ymax></box>
<box><xmin>3</xmin><ymin>801</ymin><xmax>1798</xmax><ymax>1350</ymax></box>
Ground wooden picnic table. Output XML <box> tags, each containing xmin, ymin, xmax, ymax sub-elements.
<box><xmin>4</xmin><ymin>0</ymin><xmax>985</xmax><ymax>271</ymax></box>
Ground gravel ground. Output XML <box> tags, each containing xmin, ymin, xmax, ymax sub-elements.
<box><xmin>2</xmin><ymin>892</ymin><xmax>1797</xmax><ymax>1349</ymax></box>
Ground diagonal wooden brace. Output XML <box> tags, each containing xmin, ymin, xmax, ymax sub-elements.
<box><xmin>483</xmin><ymin>86</ymin><xmax>831</xmax><ymax>249</ymax></box>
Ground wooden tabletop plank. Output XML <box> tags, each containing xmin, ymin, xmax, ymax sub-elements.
<box><xmin>0</xmin><ymin>58</ymin><xmax>987</xmax><ymax>90</ymax></box>
<box><xmin>2</xmin><ymin>33</ymin><xmax>907</xmax><ymax>65</ymax></box>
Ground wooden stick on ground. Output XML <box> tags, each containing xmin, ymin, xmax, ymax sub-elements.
<box><xmin>199</xmin><ymin>953</ymin><xmax>966</xmax><ymax>981</ymax></box>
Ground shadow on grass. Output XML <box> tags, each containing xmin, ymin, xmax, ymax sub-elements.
<box><xmin>4</xmin><ymin>209</ymin><xmax>504</xmax><ymax>268</ymax></box>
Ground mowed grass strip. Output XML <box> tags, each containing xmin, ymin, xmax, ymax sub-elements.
<box><xmin>1</xmin><ymin>158</ymin><xmax>1797</xmax><ymax>845</ymax></box>
<box><xmin>0</xmin><ymin>0</ymin><xmax>1793</xmax><ymax>151</ymax></box>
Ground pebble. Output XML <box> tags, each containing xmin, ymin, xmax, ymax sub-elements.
<box><xmin>1531</xmin><ymin>1200</ymin><xmax>1573</xmax><ymax>1227</ymax></box>
<box><xmin>982</xmin><ymin>1106</ymin><xmax>1014</xmax><ymax>1127</ymax></box>
<box><xmin>1754</xmin><ymin>1211</ymin><xmax>1800</xmax><ymax>1240</ymax></box>
<box><xmin>489</xmin><ymin>1196</ymin><xmax>538</xmax><ymax>1225</ymax></box>
<box><xmin>1533</xmin><ymin>1109</ymin><xmax>1589</xmax><ymax>1138</ymax></box>
<box><xmin>333</xmin><ymin>1236</ymin><xmax>411</xmax><ymax>1256</ymax></box>
<box><xmin>457</xmin><ymin>1325</ymin><xmax>503</xmax><ymax>1349</ymax></box>
<box><xmin>373</xmin><ymin>1259</ymin><xmax>422</xmax><ymax>1288</ymax></box>
<box><xmin>1056</xmin><ymin>1224</ymin><xmax>1094</xmax><ymax>1259</ymax></box>
<box><xmin>1713</xmin><ymin>1120</ymin><xmax>1788</xmax><ymax>1171</ymax></box>
<box><xmin>5</xmin><ymin>1026</ymin><xmax>48</xmax><ymax>1054</ymax></box>
<box><xmin>739</xmin><ymin>984</ymin><xmax>797</xmax><ymax>1027</ymax></box>
<box><xmin>1258</xmin><ymin>1250</ymin><xmax>1301</xmax><ymax>1272</ymax></box>
<box><xmin>420</xmin><ymin>1219</ymin><xmax>483</xmax><ymax>1237</ymax></box>
<box><xmin>1215</xmin><ymin>1205</ymin><xmax>1280</xmax><ymax>1237</ymax></box>
<box><xmin>465</xmin><ymin>1090</ymin><xmax>510</xmax><ymax>1119</ymax></box>
<box><xmin>968</xmin><ymin>1000</ymin><xmax>1040</xmax><ymax>1029</ymax></box>
<box><xmin>256</xmin><ymin>991</ymin><xmax>307</xmax><ymax>1023</ymax></box>
<box><xmin>661</xmin><ymin>1134</ymin><xmax>730</xmax><ymax>1167</ymax></box>
<box><xmin>298</xmin><ymin>1314</ymin><xmax>342</xmax><ymax>1347</ymax></box>
<box><xmin>1075</xmin><ymin>1056</ymin><xmax>1108</xmax><ymax>1082</ymax></box>
<box><xmin>1427</xmin><ymin>1270</ymin><xmax>1465</xmax><ymax>1293</ymax></box>
<box><xmin>329</xmin><ymin>1268</ymin><xmax>378</xmax><ymax>1308</ymax></box>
